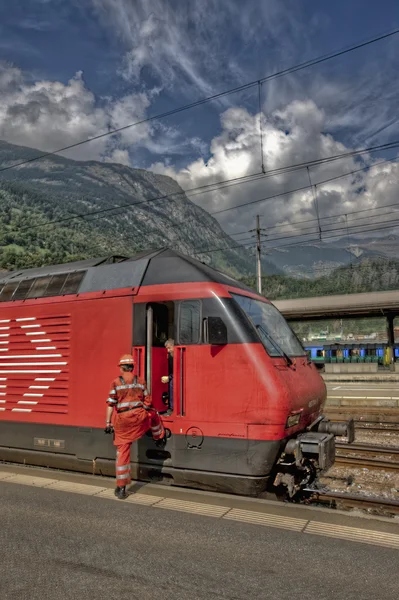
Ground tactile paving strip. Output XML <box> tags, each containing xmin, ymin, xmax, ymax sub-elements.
<box><xmin>224</xmin><ymin>508</ymin><xmax>307</xmax><ymax>531</ymax></box>
<box><xmin>304</xmin><ymin>521</ymin><xmax>399</xmax><ymax>549</ymax></box>
<box><xmin>47</xmin><ymin>481</ymin><xmax>107</xmax><ymax>496</ymax></box>
<box><xmin>1</xmin><ymin>470</ymin><xmax>399</xmax><ymax>549</ymax></box>
<box><xmin>1</xmin><ymin>473</ymin><xmax>58</xmax><ymax>487</ymax></box>
<box><xmin>154</xmin><ymin>497</ymin><xmax>230</xmax><ymax>517</ymax></box>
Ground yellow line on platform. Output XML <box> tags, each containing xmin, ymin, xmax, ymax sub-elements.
<box><xmin>304</xmin><ymin>522</ymin><xmax>399</xmax><ymax>549</ymax></box>
<box><xmin>1</xmin><ymin>470</ymin><xmax>399</xmax><ymax>550</ymax></box>
<box><xmin>223</xmin><ymin>508</ymin><xmax>307</xmax><ymax>531</ymax></box>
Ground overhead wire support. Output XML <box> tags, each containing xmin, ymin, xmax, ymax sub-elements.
<box><xmin>256</xmin><ymin>215</ymin><xmax>263</xmax><ymax>294</ymax></box>
<box><xmin>307</xmin><ymin>167</ymin><xmax>322</xmax><ymax>240</ymax></box>
<box><xmin>258</xmin><ymin>81</ymin><xmax>266</xmax><ymax>174</ymax></box>
<box><xmin>345</xmin><ymin>213</ymin><xmax>353</xmax><ymax>270</ymax></box>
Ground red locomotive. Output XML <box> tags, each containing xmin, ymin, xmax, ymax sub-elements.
<box><xmin>0</xmin><ymin>249</ymin><xmax>353</xmax><ymax>497</ymax></box>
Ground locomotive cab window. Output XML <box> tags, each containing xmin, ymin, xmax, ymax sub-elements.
<box><xmin>231</xmin><ymin>293</ymin><xmax>305</xmax><ymax>357</ymax></box>
<box><xmin>151</xmin><ymin>302</ymin><xmax>175</xmax><ymax>346</ymax></box>
<box><xmin>179</xmin><ymin>300</ymin><xmax>201</xmax><ymax>344</ymax></box>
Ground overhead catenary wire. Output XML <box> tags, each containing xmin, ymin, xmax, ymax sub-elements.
<box><xmin>0</xmin><ymin>24</ymin><xmax>398</xmax><ymax>257</ymax></box>
<box><xmin>249</xmin><ymin>204</ymin><xmax>399</xmax><ymax>245</ymax></box>
<box><xmin>259</xmin><ymin>210</ymin><xmax>399</xmax><ymax>244</ymax></box>
<box><xmin>194</xmin><ymin>206</ymin><xmax>399</xmax><ymax>254</ymax></box>
<box><xmin>267</xmin><ymin>218</ymin><xmax>399</xmax><ymax>249</ymax></box>
<box><xmin>10</xmin><ymin>139</ymin><xmax>399</xmax><ymax>236</ymax></box>
<box><xmin>210</xmin><ymin>142</ymin><xmax>399</xmax><ymax>216</ymax></box>
<box><xmin>197</xmin><ymin>206</ymin><xmax>399</xmax><ymax>250</ymax></box>
<box><xmin>229</xmin><ymin>195</ymin><xmax>399</xmax><ymax>238</ymax></box>
<box><xmin>260</xmin><ymin>196</ymin><xmax>399</xmax><ymax>234</ymax></box>
<box><xmin>0</xmin><ymin>26</ymin><xmax>398</xmax><ymax>177</ymax></box>
<box><xmin>193</xmin><ymin>214</ymin><xmax>399</xmax><ymax>256</ymax></box>
<box><xmin>12</xmin><ymin>136</ymin><xmax>397</xmax><ymax>261</ymax></box>
<box><xmin>75</xmin><ymin>116</ymin><xmax>399</xmax><ymax>241</ymax></box>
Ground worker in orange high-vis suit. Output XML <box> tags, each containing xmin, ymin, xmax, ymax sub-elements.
<box><xmin>104</xmin><ymin>354</ymin><xmax>165</xmax><ymax>499</ymax></box>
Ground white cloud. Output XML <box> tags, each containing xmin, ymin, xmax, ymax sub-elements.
<box><xmin>0</xmin><ymin>63</ymin><xmax>152</xmax><ymax>162</ymax></box>
<box><xmin>104</xmin><ymin>148</ymin><xmax>131</xmax><ymax>165</ymax></box>
<box><xmin>0</xmin><ymin>61</ymin><xmax>210</xmax><ymax>168</ymax></box>
<box><xmin>91</xmin><ymin>0</ymin><xmax>306</xmax><ymax>99</ymax></box>
<box><xmin>93</xmin><ymin>0</ymin><xmax>215</xmax><ymax>96</ymax></box>
<box><xmin>151</xmin><ymin>99</ymin><xmax>399</xmax><ymax>244</ymax></box>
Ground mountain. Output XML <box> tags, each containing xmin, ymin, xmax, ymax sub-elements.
<box><xmin>0</xmin><ymin>140</ymin><xmax>281</xmax><ymax>277</ymax></box>
<box><xmin>243</xmin><ymin>256</ymin><xmax>399</xmax><ymax>300</ymax></box>
<box><xmin>264</xmin><ymin>237</ymin><xmax>387</xmax><ymax>278</ymax></box>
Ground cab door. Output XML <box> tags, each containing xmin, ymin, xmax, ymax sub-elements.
<box><xmin>145</xmin><ymin>302</ymin><xmax>175</xmax><ymax>414</ymax></box>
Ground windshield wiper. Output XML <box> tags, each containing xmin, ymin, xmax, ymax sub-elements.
<box><xmin>256</xmin><ymin>324</ymin><xmax>293</xmax><ymax>366</ymax></box>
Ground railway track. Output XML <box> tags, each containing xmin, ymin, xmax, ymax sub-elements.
<box><xmin>356</xmin><ymin>424</ymin><xmax>399</xmax><ymax>434</ymax></box>
<box><xmin>325</xmin><ymin>411</ymin><xmax>399</xmax><ymax>432</ymax></box>
<box><xmin>308</xmin><ymin>490</ymin><xmax>399</xmax><ymax>515</ymax></box>
<box><xmin>335</xmin><ymin>442</ymin><xmax>399</xmax><ymax>472</ymax></box>
<box><xmin>325</xmin><ymin>407</ymin><xmax>399</xmax><ymax>425</ymax></box>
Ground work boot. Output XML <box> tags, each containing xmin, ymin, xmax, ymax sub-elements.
<box><xmin>114</xmin><ymin>486</ymin><xmax>128</xmax><ymax>500</ymax></box>
<box><xmin>155</xmin><ymin>436</ymin><xmax>167</xmax><ymax>448</ymax></box>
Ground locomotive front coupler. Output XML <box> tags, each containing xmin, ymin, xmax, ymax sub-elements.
<box><xmin>307</xmin><ymin>415</ymin><xmax>355</xmax><ymax>444</ymax></box>
<box><xmin>274</xmin><ymin>415</ymin><xmax>355</xmax><ymax>498</ymax></box>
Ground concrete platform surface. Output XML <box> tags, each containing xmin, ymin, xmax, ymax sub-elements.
<box><xmin>1</xmin><ymin>466</ymin><xmax>399</xmax><ymax>600</ymax></box>
<box><xmin>326</xmin><ymin>381</ymin><xmax>399</xmax><ymax>408</ymax></box>
<box><xmin>323</xmin><ymin>373</ymin><xmax>399</xmax><ymax>382</ymax></box>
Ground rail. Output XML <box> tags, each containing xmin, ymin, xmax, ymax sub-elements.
<box><xmin>335</xmin><ymin>442</ymin><xmax>399</xmax><ymax>472</ymax></box>
<box><xmin>308</xmin><ymin>490</ymin><xmax>399</xmax><ymax>516</ymax></box>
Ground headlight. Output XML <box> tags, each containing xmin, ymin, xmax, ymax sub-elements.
<box><xmin>286</xmin><ymin>413</ymin><xmax>301</xmax><ymax>428</ymax></box>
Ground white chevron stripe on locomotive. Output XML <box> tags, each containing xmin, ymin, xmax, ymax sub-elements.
<box><xmin>0</xmin><ymin>314</ymin><xmax>70</xmax><ymax>415</ymax></box>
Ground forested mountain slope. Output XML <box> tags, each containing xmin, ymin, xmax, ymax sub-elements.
<box><xmin>0</xmin><ymin>140</ymin><xmax>280</xmax><ymax>277</ymax></box>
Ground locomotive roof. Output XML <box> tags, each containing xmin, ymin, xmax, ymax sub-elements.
<box><xmin>0</xmin><ymin>248</ymin><xmax>253</xmax><ymax>302</ymax></box>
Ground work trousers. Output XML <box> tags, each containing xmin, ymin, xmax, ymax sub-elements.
<box><xmin>115</xmin><ymin>409</ymin><xmax>165</xmax><ymax>487</ymax></box>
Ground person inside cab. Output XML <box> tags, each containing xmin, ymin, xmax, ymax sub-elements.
<box><xmin>161</xmin><ymin>338</ymin><xmax>174</xmax><ymax>415</ymax></box>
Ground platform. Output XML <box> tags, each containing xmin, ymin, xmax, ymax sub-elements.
<box><xmin>1</xmin><ymin>464</ymin><xmax>398</xmax><ymax>599</ymax></box>
<box><xmin>323</xmin><ymin>373</ymin><xmax>399</xmax><ymax>382</ymax></box>
<box><xmin>326</xmin><ymin>381</ymin><xmax>399</xmax><ymax>408</ymax></box>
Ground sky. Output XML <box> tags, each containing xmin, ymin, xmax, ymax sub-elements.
<box><xmin>0</xmin><ymin>0</ymin><xmax>399</xmax><ymax>247</ymax></box>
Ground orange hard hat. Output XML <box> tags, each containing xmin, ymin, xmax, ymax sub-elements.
<box><xmin>118</xmin><ymin>354</ymin><xmax>134</xmax><ymax>366</ymax></box>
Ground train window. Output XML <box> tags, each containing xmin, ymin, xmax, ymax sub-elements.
<box><xmin>13</xmin><ymin>279</ymin><xmax>35</xmax><ymax>300</ymax></box>
<box><xmin>0</xmin><ymin>270</ymin><xmax>85</xmax><ymax>301</ymax></box>
<box><xmin>44</xmin><ymin>273</ymin><xmax>69</xmax><ymax>297</ymax></box>
<box><xmin>231</xmin><ymin>293</ymin><xmax>305</xmax><ymax>357</ymax></box>
<box><xmin>0</xmin><ymin>282</ymin><xmax>18</xmax><ymax>302</ymax></box>
<box><xmin>179</xmin><ymin>300</ymin><xmax>201</xmax><ymax>344</ymax></box>
<box><xmin>27</xmin><ymin>276</ymin><xmax>52</xmax><ymax>298</ymax></box>
<box><xmin>61</xmin><ymin>271</ymin><xmax>86</xmax><ymax>295</ymax></box>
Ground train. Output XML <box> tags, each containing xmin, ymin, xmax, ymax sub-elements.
<box><xmin>0</xmin><ymin>248</ymin><xmax>354</xmax><ymax>498</ymax></box>
<box><xmin>304</xmin><ymin>342</ymin><xmax>396</xmax><ymax>367</ymax></box>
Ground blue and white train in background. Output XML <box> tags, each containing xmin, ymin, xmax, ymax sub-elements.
<box><xmin>304</xmin><ymin>342</ymin><xmax>398</xmax><ymax>368</ymax></box>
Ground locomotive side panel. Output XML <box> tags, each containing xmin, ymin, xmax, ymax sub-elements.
<box><xmin>0</xmin><ymin>294</ymin><xmax>134</xmax><ymax>465</ymax></box>
<box><xmin>68</xmin><ymin>295</ymin><xmax>133</xmax><ymax>428</ymax></box>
